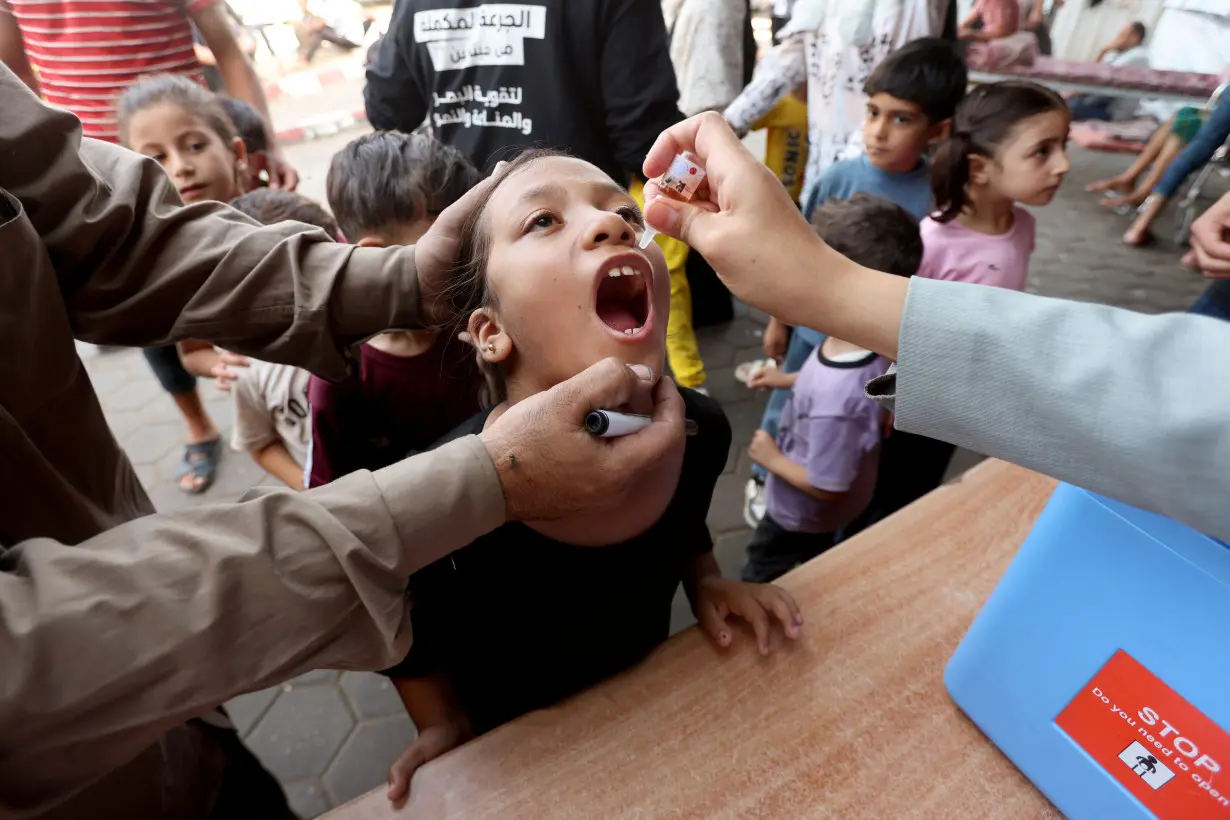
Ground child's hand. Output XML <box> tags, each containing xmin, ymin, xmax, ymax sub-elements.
<box><xmin>762</xmin><ymin>317</ymin><xmax>789</xmax><ymax>363</ymax></box>
<box><xmin>208</xmin><ymin>351</ymin><xmax>250</xmax><ymax>392</ymax></box>
<box><xmin>692</xmin><ymin>576</ymin><xmax>802</xmax><ymax>654</ymax></box>
<box><xmin>747</xmin><ymin>429</ymin><xmax>781</xmax><ymax>468</ymax></box>
<box><xmin>386</xmin><ymin>721</ymin><xmax>472</xmax><ymax>802</ymax></box>
<box><xmin>747</xmin><ymin>367</ymin><xmax>792</xmax><ymax>391</ymax></box>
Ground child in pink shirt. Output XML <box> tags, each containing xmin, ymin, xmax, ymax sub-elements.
<box><xmin>919</xmin><ymin>81</ymin><xmax>1071</xmax><ymax>292</ymax></box>
<box><xmin>842</xmin><ymin>81</ymin><xmax>1072</xmax><ymax>539</ymax></box>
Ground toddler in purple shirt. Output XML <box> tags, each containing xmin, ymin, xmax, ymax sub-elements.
<box><xmin>743</xmin><ymin>194</ymin><xmax>924</xmax><ymax>582</ymax></box>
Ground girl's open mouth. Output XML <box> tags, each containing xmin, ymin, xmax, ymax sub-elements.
<box><xmin>593</xmin><ymin>253</ymin><xmax>653</xmax><ymax>340</ymax></box>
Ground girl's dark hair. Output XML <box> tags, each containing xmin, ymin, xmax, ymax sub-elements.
<box><xmin>444</xmin><ymin>148</ymin><xmax>572</xmax><ymax>406</ymax></box>
<box><xmin>930</xmin><ymin>81</ymin><xmax>1066</xmax><ymax>223</ymax></box>
<box><xmin>326</xmin><ymin>131</ymin><xmax>481</xmax><ymax>243</ymax></box>
<box><xmin>218</xmin><ymin>95</ymin><xmax>268</xmax><ymax>154</ymax></box>
<box><xmin>229</xmin><ymin>188</ymin><xmax>339</xmax><ymax>237</ymax></box>
<box><xmin>117</xmin><ymin>73</ymin><xmax>237</xmax><ymax>148</ymax></box>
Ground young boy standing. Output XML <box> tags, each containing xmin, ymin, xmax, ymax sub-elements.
<box><xmin>745</xmin><ymin>38</ymin><xmax>966</xmax><ymax>527</ymax></box>
<box><xmin>743</xmin><ymin>194</ymin><xmax>923</xmax><ymax>582</ymax></box>
<box><xmin>178</xmin><ymin>189</ymin><xmax>342</xmax><ymax>491</ymax></box>
<box><xmin>307</xmin><ymin>131</ymin><xmax>483</xmax><ymax>486</ymax></box>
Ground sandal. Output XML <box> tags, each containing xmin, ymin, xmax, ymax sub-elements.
<box><xmin>178</xmin><ymin>438</ymin><xmax>221</xmax><ymax>494</ymax></box>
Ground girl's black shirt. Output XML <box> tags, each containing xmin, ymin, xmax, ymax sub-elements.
<box><xmin>382</xmin><ymin>388</ymin><xmax>730</xmax><ymax>734</ymax></box>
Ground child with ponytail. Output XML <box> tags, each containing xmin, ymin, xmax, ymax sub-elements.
<box><xmin>921</xmin><ymin>80</ymin><xmax>1070</xmax><ymax>291</ymax></box>
<box><xmin>844</xmin><ymin>80</ymin><xmax>1072</xmax><ymax>540</ymax></box>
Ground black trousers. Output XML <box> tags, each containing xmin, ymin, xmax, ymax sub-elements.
<box><xmin>742</xmin><ymin>512</ymin><xmax>836</xmax><ymax>583</ymax></box>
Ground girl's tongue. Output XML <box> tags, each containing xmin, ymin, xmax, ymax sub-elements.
<box><xmin>595</xmin><ymin>270</ymin><xmax>648</xmax><ymax>334</ymax></box>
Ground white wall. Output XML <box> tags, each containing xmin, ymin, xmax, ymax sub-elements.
<box><xmin>1146</xmin><ymin>7</ymin><xmax>1230</xmax><ymax>73</ymax></box>
<box><xmin>1049</xmin><ymin>0</ymin><xmax>1166</xmax><ymax>63</ymax></box>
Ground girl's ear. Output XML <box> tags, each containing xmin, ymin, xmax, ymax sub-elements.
<box><xmin>967</xmin><ymin>154</ymin><xmax>990</xmax><ymax>187</ymax></box>
<box><xmin>469</xmin><ymin>307</ymin><xmax>511</xmax><ymax>364</ymax></box>
<box><xmin>230</xmin><ymin>136</ymin><xmax>249</xmax><ymax>193</ymax></box>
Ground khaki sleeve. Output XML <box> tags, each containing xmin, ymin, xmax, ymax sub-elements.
<box><xmin>0</xmin><ymin>436</ymin><xmax>505</xmax><ymax>816</ymax></box>
<box><xmin>0</xmin><ymin>64</ymin><xmax>423</xmax><ymax>381</ymax></box>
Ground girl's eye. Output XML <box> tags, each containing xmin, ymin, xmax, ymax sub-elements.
<box><xmin>616</xmin><ymin>206</ymin><xmax>644</xmax><ymax>227</ymax></box>
<box><xmin>189</xmin><ymin>141</ymin><xmax>208</xmax><ymax>153</ymax></box>
<box><xmin>529</xmin><ymin>211</ymin><xmax>558</xmax><ymax>230</ymax></box>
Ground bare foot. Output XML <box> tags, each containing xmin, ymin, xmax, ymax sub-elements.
<box><xmin>1101</xmin><ymin>190</ymin><xmax>1148</xmax><ymax>210</ymax></box>
<box><xmin>1086</xmin><ymin>177</ymin><xmax>1133</xmax><ymax>194</ymax></box>
<box><xmin>1123</xmin><ymin>220</ymin><xmax>1153</xmax><ymax>247</ymax></box>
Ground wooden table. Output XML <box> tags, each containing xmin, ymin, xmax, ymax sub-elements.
<box><xmin>326</xmin><ymin>460</ymin><xmax>1063</xmax><ymax>820</ymax></box>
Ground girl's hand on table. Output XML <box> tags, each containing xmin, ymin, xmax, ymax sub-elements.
<box><xmin>692</xmin><ymin>575</ymin><xmax>802</xmax><ymax>655</ymax></box>
<box><xmin>386</xmin><ymin>720</ymin><xmax>473</xmax><ymax>803</ymax></box>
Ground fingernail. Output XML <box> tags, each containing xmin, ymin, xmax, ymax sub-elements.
<box><xmin>628</xmin><ymin>363</ymin><xmax>654</xmax><ymax>381</ymax></box>
<box><xmin>644</xmin><ymin>198</ymin><xmax>679</xmax><ymax>232</ymax></box>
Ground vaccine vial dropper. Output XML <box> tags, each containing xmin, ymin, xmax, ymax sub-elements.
<box><xmin>640</xmin><ymin>152</ymin><xmax>706</xmax><ymax>249</ymax></box>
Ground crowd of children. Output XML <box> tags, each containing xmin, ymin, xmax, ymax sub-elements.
<box><xmin>114</xmin><ymin>23</ymin><xmax>1075</xmax><ymax>803</ymax></box>
<box><xmin>740</xmin><ymin>37</ymin><xmax>1071</xmax><ymax>580</ymax></box>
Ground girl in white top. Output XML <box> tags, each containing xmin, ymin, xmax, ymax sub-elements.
<box><xmin>723</xmin><ymin>0</ymin><xmax>947</xmax><ymax>203</ymax></box>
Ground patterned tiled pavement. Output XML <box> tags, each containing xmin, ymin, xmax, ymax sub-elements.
<box><xmin>78</xmin><ymin>140</ymin><xmax>1226</xmax><ymax>817</ymax></box>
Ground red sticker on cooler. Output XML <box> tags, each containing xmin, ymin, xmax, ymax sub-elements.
<box><xmin>1056</xmin><ymin>650</ymin><xmax>1230</xmax><ymax>818</ymax></box>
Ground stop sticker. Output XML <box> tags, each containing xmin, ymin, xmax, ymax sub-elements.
<box><xmin>1056</xmin><ymin>650</ymin><xmax>1230</xmax><ymax>817</ymax></box>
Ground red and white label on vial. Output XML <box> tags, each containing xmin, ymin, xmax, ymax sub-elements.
<box><xmin>659</xmin><ymin>153</ymin><xmax>705</xmax><ymax>201</ymax></box>
<box><xmin>1056</xmin><ymin>650</ymin><xmax>1230</xmax><ymax>818</ymax></box>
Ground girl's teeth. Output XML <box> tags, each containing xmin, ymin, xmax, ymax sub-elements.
<box><xmin>608</xmin><ymin>268</ymin><xmax>621</xmax><ymax>277</ymax></box>
<box><xmin>621</xmin><ymin>266</ymin><xmax>637</xmax><ymax>276</ymax></box>
<box><xmin>621</xmin><ymin>326</ymin><xmax>642</xmax><ymax>336</ymax></box>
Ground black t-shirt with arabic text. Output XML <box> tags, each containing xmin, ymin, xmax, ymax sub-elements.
<box><xmin>365</xmin><ymin>0</ymin><xmax>683</xmax><ymax>181</ymax></box>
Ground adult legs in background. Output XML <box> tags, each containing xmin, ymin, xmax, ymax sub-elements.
<box><xmin>629</xmin><ymin>180</ymin><xmax>706</xmax><ymax>389</ymax></box>
<box><xmin>1086</xmin><ymin>114</ymin><xmax>1177</xmax><ymax>196</ymax></box>
<box><xmin>1105</xmin><ymin>133</ymin><xmax>1185</xmax><ymax>211</ymax></box>
<box><xmin>1123</xmin><ymin>97</ymin><xmax>1230</xmax><ymax>246</ymax></box>
<box><xmin>1067</xmin><ymin>95</ymin><xmax>1113</xmax><ymax>122</ymax></box>
<box><xmin>661</xmin><ymin>238</ymin><xmax>707</xmax><ymax>388</ymax></box>
<box><xmin>741</xmin><ymin>512</ymin><xmax>836</xmax><ymax>583</ymax></box>
<box><xmin>300</xmin><ymin>23</ymin><xmax>360</xmax><ymax>64</ymax></box>
<box><xmin>1189</xmin><ymin>280</ymin><xmax>1230</xmax><ymax>322</ymax></box>
<box><xmin>1033</xmin><ymin>22</ymin><xmax>1053</xmax><ymax>56</ymax></box>
<box><xmin>143</xmin><ymin>346</ymin><xmax>221</xmax><ymax>494</ymax></box>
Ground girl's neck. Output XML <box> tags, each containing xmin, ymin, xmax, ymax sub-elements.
<box><xmin>957</xmin><ymin>188</ymin><xmax>1016</xmax><ymax>236</ymax></box>
<box><xmin>366</xmin><ymin>329</ymin><xmax>437</xmax><ymax>358</ymax></box>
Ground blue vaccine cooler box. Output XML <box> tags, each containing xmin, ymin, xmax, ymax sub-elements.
<box><xmin>945</xmin><ymin>483</ymin><xmax>1230</xmax><ymax>819</ymax></box>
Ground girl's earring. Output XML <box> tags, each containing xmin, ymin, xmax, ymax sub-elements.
<box><xmin>486</xmin><ymin>342</ymin><xmax>496</xmax><ymax>353</ymax></box>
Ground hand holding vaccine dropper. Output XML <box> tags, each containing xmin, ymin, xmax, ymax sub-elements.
<box><xmin>640</xmin><ymin>152</ymin><xmax>707</xmax><ymax>248</ymax></box>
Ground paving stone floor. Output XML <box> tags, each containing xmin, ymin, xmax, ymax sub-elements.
<box><xmin>78</xmin><ymin>143</ymin><xmax>1225</xmax><ymax>816</ymax></box>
